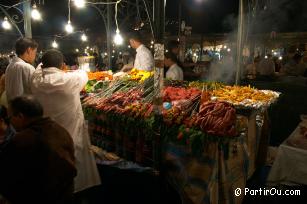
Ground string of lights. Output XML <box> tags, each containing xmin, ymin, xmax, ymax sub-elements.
<box><xmin>1</xmin><ymin>0</ymin><xmax>154</xmax><ymax>51</ymax></box>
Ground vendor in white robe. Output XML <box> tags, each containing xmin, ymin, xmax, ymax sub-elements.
<box><xmin>31</xmin><ymin>50</ymin><xmax>101</xmax><ymax>192</ymax></box>
<box><xmin>165</xmin><ymin>52</ymin><xmax>184</xmax><ymax>81</ymax></box>
<box><xmin>5</xmin><ymin>38</ymin><xmax>38</xmax><ymax>101</ymax></box>
<box><xmin>121</xmin><ymin>32</ymin><xmax>154</xmax><ymax>72</ymax></box>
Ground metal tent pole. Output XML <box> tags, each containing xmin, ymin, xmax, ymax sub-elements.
<box><xmin>153</xmin><ymin>0</ymin><xmax>165</xmax><ymax>171</ymax></box>
<box><xmin>235</xmin><ymin>0</ymin><xmax>244</xmax><ymax>85</ymax></box>
<box><xmin>23</xmin><ymin>0</ymin><xmax>32</xmax><ymax>38</ymax></box>
<box><xmin>107</xmin><ymin>0</ymin><xmax>112</xmax><ymax>69</ymax></box>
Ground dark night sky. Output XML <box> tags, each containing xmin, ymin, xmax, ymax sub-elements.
<box><xmin>1</xmin><ymin>0</ymin><xmax>307</xmax><ymax>39</ymax></box>
<box><xmin>166</xmin><ymin>0</ymin><xmax>239</xmax><ymax>34</ymax></box>
<box><xmin>0</xmin><ymin>0</ymin><xmax>240</xmax><ymax>38</ymax></box>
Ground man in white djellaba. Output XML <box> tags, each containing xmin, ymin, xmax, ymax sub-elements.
<box><xmin>5</xmin><ymin>38</ymin><xmax>38</xmax><ymax>101</ymax></box>
<box><xmin>31</xmin><ymin>49</ymin><xmax>101</xmax><ymax>192</ymax></box>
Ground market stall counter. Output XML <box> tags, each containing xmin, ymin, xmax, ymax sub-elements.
<box><xmin>82</xmin><ymin>70</ymin><xmax>280</xmax><ymax>204</ymax></box>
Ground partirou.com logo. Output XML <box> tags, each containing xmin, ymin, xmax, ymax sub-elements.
<box><xmin>234</xmin><ymin>188</ymin><xmax>301</xmax><ymax>197</ymax></box>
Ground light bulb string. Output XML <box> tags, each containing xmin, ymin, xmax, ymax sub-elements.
<box><xmin>115</xmin><ymin>0</ymin><xmax>121</xmax><ymax>33</ymax></box>
<box><xmin>68</xmin><ymin>0</ymin><xmax>71</xmax><ymax>22</ymax></box>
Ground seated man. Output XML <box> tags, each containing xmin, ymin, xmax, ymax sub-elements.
<box><xmin>0</xmin><ymin>96</ymin><xmax>76</xmax><ymax>204</ymax></box>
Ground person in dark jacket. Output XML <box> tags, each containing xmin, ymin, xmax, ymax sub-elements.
<box><xmin>0</xmin><ymin>95</ymin><xmax>76</xmax><ymax>204</ymax></box>
<box><xmin>0</xmin><ymin>105</ymin><xmax>15</xmax><ymax>151</ymax></box>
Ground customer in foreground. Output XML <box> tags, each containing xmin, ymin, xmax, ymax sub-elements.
<box><xmin>0</xmin><ymin>96</ymin><xmax>76</xmax><ymax>204</ymax></box>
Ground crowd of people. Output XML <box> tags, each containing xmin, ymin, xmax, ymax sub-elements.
<box><xmin>0</xmin><ymin>34</ymin><xmax>306</xmax><ymax>203</ymax></box>
<box><xmin>244</xmin><ymin>52</ymin><xmax>307</xmax><ymax>80</ymax></box>
<box><xmin>0</xmin><ymin>33</ymin><xmax>206</xmax><ymax>203</ymax></box>
<box><xmin>0</xmin><ymin>32</ymin><xmax>187</xmax><ymax>204</ymax></box>
<box><xmin>0</xmin><ymin>38</ymin><xmax>101</xmax><ymax>204</ymax></box>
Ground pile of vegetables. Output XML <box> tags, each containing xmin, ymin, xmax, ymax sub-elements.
<box><xmin>83</xmin><ymin>75</ymin><xmax>280</xmax><ymax>139</ymax></box>
<box><xmin>84</xmin><ymin>80</ymin><xmax>109</xmax><ymax>93</ymax></box>
<box><xmin>211</xmin><ymin>85</ymin><xmax>280</xmax><ymax>108</ymax></box>
<box><xmin>164</xmin><ymin>80</ymin><xmax>189</xmax><ymax>88</ymax></box>
<box><xmin>129</xmin><ymin>68</ymin><xmax>153</xmax><ymax>82</ymax></box>
<box><xmin>87</xmin><ymin>71</ymin><xmax>113</xmax><ymax>81</ymax></box>
<box><xmin>189</xmin><ymin>81</ymin><xmax>224</xmax><ymax>90</ymax></box>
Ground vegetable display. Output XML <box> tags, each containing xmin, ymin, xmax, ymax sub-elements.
<box><xmin>87</xmin><ymin>71</ymin><xmax>113</xmax><ymax>81</ymax></box>
<box><xmin>83</xmin><ymin>76</ymin><xmax>280</xmax><ymax>139</ymax></box>
<box><xmin>129</xmin><ymin>68</ymin><xmax>153</xmax><ymax>82</ymax></box>
<box><xmin>211</xmin><ymin>85</ymin><xmax>280</xmax><ymax>108</ymax></box>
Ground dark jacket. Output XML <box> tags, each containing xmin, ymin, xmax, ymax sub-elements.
<box><xmin>0</xmin><ymin>117</ymin><xmax>76</xmax><ymax>204</ymax></box>
<box><xmin>0</xmin><ymin>125</ymin><xmax>15</xmax><ymax>151</ymax></box>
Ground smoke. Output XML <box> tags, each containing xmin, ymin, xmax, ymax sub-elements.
<box><xmin>204</xmin><ymin>54</ymin><xmax>236</xmax><ymax>85</ymax></box>
<box><xmin>202</xmin><ymin>13</ymin><xmax>238</xmax><ymax>85</ymax></box>
<box><xmin>203</xmin><ymin>0</ymin><xmax>307</xmax><ymax>84</ymax></box>
<box><xmin>250</xmin><ymin>0</ymin><xmax>307</xmax><ymax>33</ymax></box>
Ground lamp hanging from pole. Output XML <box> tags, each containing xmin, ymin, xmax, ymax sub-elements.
<box><xmin>81</xmin><ymin>33</ymin><xmax>87</xmax><ymax>41</ymax></box>
<box><xmin>2</xmin><ymin>17</ymin><xmax>12</xmax><ymax>30</ymax></box>
<box><xmin>65</xmin><ymin>0</ymin><xmax>74</xmax><ymax>33</ymax></box>
<box><xmin>31</xmin><ymin>4</ymin><xmax>42</xmax><ymax>21</ymax></box>
<box><xmin>52</xmin><ymin>40</ymin><xmax>58</xmax><ymax>48</ymax></box>
<box><xmin>113</xmin><ymin>0</ymin><xmax>123</xmax><ymax>46</ymax></box>
<box><xmin>74</xmin><ymin>0</ymin><xmax>86</xmax><ymax>8</ymax></box>
<box><xmin>113</xmin><ymin>29</ymin><xmax>123</xmax><ymax>45</ymax></box>
<box><xmin>65</xmin><ymin>20</ymin><xmax>74</xmax><ymax>33</ymax></box>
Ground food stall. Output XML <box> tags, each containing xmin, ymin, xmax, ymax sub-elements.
<box><xmin>82</xmin><ymin>69</ymin><xmax>280</xmax><ymax>204</ymax></box>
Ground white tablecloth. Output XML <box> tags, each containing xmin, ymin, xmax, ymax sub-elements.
<box><xmin>267</xmin><ymin>118</ymin><xmax>307</xmax><ymax>185</ymax></box>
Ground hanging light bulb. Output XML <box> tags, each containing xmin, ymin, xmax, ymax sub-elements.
<box><xmin>113</xmin><ymin>29</ymin><xmax>123</xmax><ymax>45</ymax></box>
<box><xmin>2</xmin><ymin>17</ymin><xmax>11</xmax><ymax>30</ymax></box>
<box><xmin>81</xmin><ymin>33</ymin><xmax>87</xmax><ymax>41</ymax></box>
<box><xmin>52</xmin><ymin>40</ymin><xmax>58</xmax><ymax>48</ymax></box>
<box><xmin>65</xmin><ymin>21</ymin><xmax>74</xmax><ymax>33</ymax></box>
<box><xmin>31</xmin><ymin>4</ymin><xmax>42</xmax><ymax>21</ymax></box>
<box><xmin>74</xmin><ymin>0</ymin><xmax>85</xmax><ymax>8</ymax></box>
<box><xmin>75</xmin><ymin>48</ymin><xmax>79</xmax><ymax>52</ymax></box>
